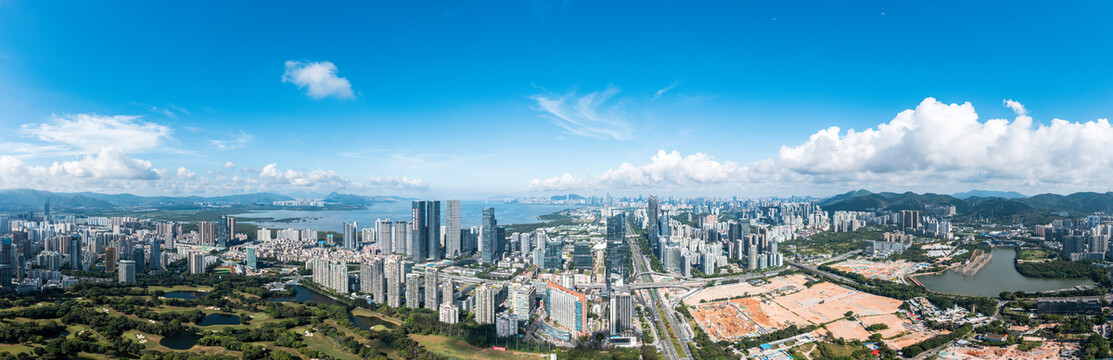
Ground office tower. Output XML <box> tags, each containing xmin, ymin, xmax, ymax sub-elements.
<box><xmin>393</xmin><ymin>221</ymin><xmax>409</xmax><ymax>255</ymax></box>
<box><xmin>445</xmin><ymin>200</ymin><xmax>461</xmax><ymax>258</ymax></box>
<box><xmin>132</xmin><ymin>247</ymin><xmax>145</xmax><ymax>274</ymax></box>
<box><xmin>606</xmin><ymin>213</ymin><xmax>630</xmax><ymax>281</ymax></box>
<box><xmin>376</xmin><ymin>220</ymin><xmax>393</xmax><ymax>254</ymax></box>
<box><xmin>512</xmin><ymin>284</ymin><xmax>535</xmax><ymax>317</ymax></box>
<box><xmin>245</xmin><ymin>247</ymin><xmax>257</xmax><ymax>269</ymax></box>
<box><xmin>544</xmin><ymin>240</ymin><xmax>563</xmax><ymax>270</ymax></box>
<box><xmin>610</xmin><ymin>292</ymin><xmax>633</xmax><ymax>336</ymax></box>
<box><xmin>425</xmin><ymin>268</ymin><xmax>439</xmax><ymax>310</ymax></box>
<box><xmin>385</xmin><ymin>256</ymin><xmax>403</xmax><ymax>307</ymax></box>
<box><xmin>411</xmin><ymin>201</ymin><xmax>441</xmax><ymax>262</ymax></box>
<box><xmin>0</xmin><ymin>264</ymin><xmax>10</xmax><ymax>290</ymax></box>
<box><xmin>149</xmin><ymin>238</ymin><xmax>162</xmax><ymax>272</ymax></box>
<box><xmin>480</xmin><ymin>208</ymin><xmax>498</xmax><ymax>263</ymax></box>
<box><xmin>198</xmin><ymin>221</ymin><xmax>216</xmax><ymax>246</ymax></box>
<box><xmin>406</xmin><ymin>273</ymin><xmax>421</xmax><ymax>308</ymax></box>
<box><xmin>475</xmin><ymin>284</ymin><xmax>496</xmax><ymax>324</ymax></box>
<box><xmin>68</xmin><ymin>235</ymin><xmax>82</xmax><ymax>270</ymax></box>
<box><xmin>496</xmin><ymin>226</ymin><xmax>506</xmax><ymax>256</ymax></box>
<box><xmin>546</xmin><ymin>281</ymin><xmax>588</xmax><ymax>335</ymax></box>
<box><xmin>343</xmin><ymin>222</ymin><xmax>358</xmax><ymax>250</ymax></box>
<box><xmin>118</xmin><ymin>260</ymin><xmax>136</xmax><ymax>284</ymax></box>
<box><xmin>572</xmin><ymin>243</ymin><xmax>592</xmax><ymax>270</ymax></box>
<box><xmin>217</xmin><ymin>215</ymin><xmax>235</xmax><ymax>247</ymax></box>
<box><xmin>14</xmin><ymin>231</ymin><xmax>31</xmax><ymax>259</ymax></box>
<box><xmin>189</xmin><ymin>252</ymin><xmax>206</xmax><ymax>274</ymax></box>
<box><xmin>462</xmin><ymin>228</ymin><xmax>478</xmax><ymax>254</ymax></box>
<box><xmin>104</xmin><ymin>246</ymin><xmax>117</xmax><ymax>273</ymax></box>
<box><xmin>900</xmin><ymin>210</ymin><xmax>921</xmax><ymax>233</ymax></box>
<box><xmin>647</xmin><ymin>196</ymin><xmax>660</xmax><ymax>253</ymax></box>
<box><xmin>439</xmin><ymin>303</ymin><xmax>459</xmax><ymax>324</ymax></box>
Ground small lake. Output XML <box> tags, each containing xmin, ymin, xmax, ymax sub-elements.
<box><xmin>160</xmin><ymin>333</ymin><xmax>202</xmax><ymax>350</ymax></box>
<box><xmin>163</xmin><ymin>291</ymin><xmax>207</xmax><ymax>300</ymax></box>
<box><xmin>197</xmin><ymin>313</ymin><xmax>240</xmax><ymax>326</ymax></box>
<box><xmin>915</xmin><ymin>248</ymin><xmax>1095</xmax><ymax>297</ymax></box>
<box><xmin>268</xmin><ymin>285</ymin><xmax>342</xmax><ymax>306</ymax></box>
<box><xmin>350</xmin><ymin>315</ymin><xmax>396</xmax><ymax>331</ymax></box>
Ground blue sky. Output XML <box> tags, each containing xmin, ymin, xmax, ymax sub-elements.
<box><xmin>2</xmin><ymin>1</ymin><xmax>1113</xmax><ymax>198</ymax></box>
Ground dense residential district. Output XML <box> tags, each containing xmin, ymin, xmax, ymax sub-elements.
<box><xmin>3</xmin><ymin>192</ymin><xmax>1113</xmax><ymax>360</ymax></box>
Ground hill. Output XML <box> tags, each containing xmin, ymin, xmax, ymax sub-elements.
<box><xmin>952</xmin><ymin>189</ymin><xmax>1028</xmax><ymax>199</ymax></box>
<box><xmin>821</xmin><ymin>190</ymin><xmax>1113</xmax><ymax>224</ymax></box>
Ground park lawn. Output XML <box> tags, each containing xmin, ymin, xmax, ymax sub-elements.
<box><xmin>351</xmin><ymin>308</ymin><xmax>403</xmax><ymax>325</ymax></box>
<box><xmin>300</xmin><ymin>328</ymin><xmax>363</xmax><ymax>360</ymax></box>
<box><xmin>148</xmin><ymin>285</ymin><xmax>214</xmax><ymax>292</ymax></box>
<box><xmin>0</xmin><ymin>344</ymin><xmax>34</xmax><ymax>355</ymax></box>
<box><xmin>409</xmin><ymin>334</ymin><xmax>542</xmax><ymax>360</ymax></box>
<box><xmin>123</xmin><ymin>330</ymin><xmax>162</xmax><ymax>350</ymax></box>
<box><xmin>1017</xmin><ymin>249</ymin><xmax>1052</xmax><ymax>261</ymax></box>
<box><xmin>817</xmin><ymin>343</ymin><xmax>865</xmax><ymax>358</ymax></box>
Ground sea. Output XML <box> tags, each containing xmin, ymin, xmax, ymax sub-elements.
<box><xmin>230</xmin><ymin>200</ymin><xmax>581</xmax><ymax>232</ymax></box>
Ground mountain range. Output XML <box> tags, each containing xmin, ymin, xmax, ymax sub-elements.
<box><xmin>0</xmin><ymin>189</ymin><xmax>407</xmax><ymax>212</ymax></box>
<box><xmin>820</xmin><ymin>189</ymin><xmax>1113</xmax><ymax>223</ymax></box>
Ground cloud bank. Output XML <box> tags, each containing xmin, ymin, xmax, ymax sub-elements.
<box><xmin>282</xmin><ymin>60</ymin><xmax>355</xmax><ymax>99</ymax></box>
<box><xmin>531</xmin><ymin>97</ymin><xmax>1113</xmax><ymax>192</ymax></box>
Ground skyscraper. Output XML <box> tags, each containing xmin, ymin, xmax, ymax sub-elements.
<box><xmin>609</xmin><ymin>292</ymin><xmax>634</xmax><ymax>336</ymax></box>
<box><xmin>405</xmin><ymin>273</ymin><xmax>421</xmax><ymax>308</ymax></box>
<box><xmin>343</xmin><ymin>221</ymin><xmax>358</xmax><ymax>250</ymax></box>
<box><xmin>441</xmin><ymin>279</ymin><xmax>454</xmax><ymax>306</ymax></box>
<box><xmin>606</xmin><ymin>213</ymin><xmax>630</xmax><ymax>281</ymax></box>
<box><xmin>104</xmin><ymin>246</ymin><xmax>117</xmax><ymax>273</ymax></box>
<box><xmin>393</xmin><ymin>221</ymin><xmax>409</xmax><ymax>255</ymax></box>
<box><xmin>376</xmin><ymin>220</ymin><xmax>393</xmax><ymax>254</ymax></box>
<box><xmin>149</xmin><ymin>238</ymin><xmax>162</xmax><ymax>272</ymax></box>
<box><xmin>371</xmin><ymin>258</ymin><xmax>385</xmax><ymax>303</ymax></box>
<box><xmin>411</xmin><ymin>201</ymin><xmax>441</xmax><ymax>262</ymax></box>
<box><xmin>475</xmin><ymin>284</ymin><xmax>496</xmax><ymax>324</ymax></box>
<box><xmin>480</xmin><ymin>207</ymin><xmax>498</xmax><ymax>263</ymax></box>
<box><xmin>546</xmin><ymin>281</ymin><xmax>588</xmax><ymax>335</ymax></box>
<box><xmin>68</xmin><ymin>235</ymin><xmax>82</xmax><ymax>271</ymax></box>
<box><xmin>132</xmin><ymin>248</ymin><xmax>146</xmax><ymax>274</ymax></box>
<box><xmin>424</xmin><ymin>267</ymin><xmax>439</xmax><ymax>310</ymax></box>
<box><xmin>385</xmin><ymin>256</ymin><xmax>403</xmax><ymax>307</ymax></box>
<box><xmin>245</xmin><ymin>247</ymin><xmax>257</xmax><ymax>269</ymax></box>
<box><xmin>198</xmin><ymin>221</ymin><xmax>216</xmax><ymax>246</ymax></box>
<box><xmin>445</xmin><ymin>200</ymin><xmax>461</xmax><ymax>258</ymax></box>
<box><xmin>189</xmin><ymin>252</ymin><xmax>206</xmax><ymax>274</ymax></box>
<box><xmin>119</xmin><ymin>260</ymin><xmax>136</xmax><ymax>284</ymax></box>
<box><xmin>217</xmin><ymin>215</ymin><xmax>235</xmax><ymax>247</ymax></box>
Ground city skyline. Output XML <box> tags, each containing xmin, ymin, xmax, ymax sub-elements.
<box><xmin>3</xmin><ymin>1</ymin><xmax>1113</xmax><ymax>198</ymax></box>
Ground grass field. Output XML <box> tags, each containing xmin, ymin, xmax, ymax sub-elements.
<box><xmin>409</xmin><ymin>334</ymin><xmax>543</xmax><ymax>360</ymax></box>
<box><xmin>1017</xmin><ymin>248</ymin><xmax>1053</xmax><ymax>261</ymax></box>
<box><xmin>300</xmin><ymin>328</ymin><xmax>362</xmax><ymax>360</ymax></box>
<box><xmin>0</xmin><ymin>344</ymin><xmax>34</xmax><ymax>355</ymax></box>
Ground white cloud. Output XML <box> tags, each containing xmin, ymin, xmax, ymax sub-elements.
<box><xmin>367</xmin><ymin>176</ymin><xmax>428</xmax><ymax>191</ymax></box>
<box><xmin>531</xmin><ymin>98</ymin><xmax>1113</xmax><ymax>193</ymax></box>
<box><xmin>224</xmin><ymin>161</ymin><xmax>235</xmax><ymax>169</ymax></box>
<box><xmin>652</xmin><ymin>82</ymin><xmax>678</xmax><ymax>101</ymax></box>
<box><xmin>530</xmin><ymin>86</ymin><xmax>633</xmax><ymax>140</ymax></box>
<box><xmin>282</xmin><ymin>60</ymin><xmax>355</xmax><ymax>99</ymax></box>
<box><xmin>47</xmin><ymin>147</ymin><xmax>159</xmax><ymax>180</ymax></box>
<box><xmin>19</xmin><ymin>113</ymin><xmax>173</xmax><ymax>154</ymax></box>
<box><xmin>210</xmin><ymin>131</ymin><xmax>254</xmax><ymax>150</ymax></box>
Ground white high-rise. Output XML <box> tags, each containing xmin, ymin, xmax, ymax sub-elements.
<box><xmin>475</xmin><ymin>284</ymin><xmax>496</xmax><ymax>325</ymax></box>
<box><xmin>445</xmin><ymin>200</ymin><xmax>461</xmax><ymax>258</ymax></box>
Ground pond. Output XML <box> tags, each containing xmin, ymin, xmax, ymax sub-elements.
<box><xmin>163</xmin><ymin>291</ymin><xmax>208</xmax><ymax>300</ymax></box>
<box><xmin>267</xmin><ymin>285</ymin><xmax>342</xmax><ymax>306</ymax></box>
<box><xmin>914</xmin><ymin>248</ymin><xmax>1095</xmax><ymax>297</ymax></box>
<box><xmin>197</xmin><ymin>313</ymin><xmax>241</xmax><ymax>326</ymax></box>
<box><xmin>160</xmin><ymin>332</ymin><xmax>202</xmax><ymax>350</ymax></box>
<box><xmin>350</xmin><ymin>315</ymin><xmax>397</xmax><ymax>331</ymax></box>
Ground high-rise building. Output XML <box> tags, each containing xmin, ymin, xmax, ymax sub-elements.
<box><xmin>405</xmin><ymin>273</ymin><xmax>421</xmax><ymax>308</ymax></box>
<box><xmin>376</xmin><ymin>220</ymin><xmax>394</xmax><ymax>255</ymax></box>
<box><xmin>393</xmin><ymin>221</ymin><xmax>409</xmax><ymax>255</ymax></box>
<box><xmin>371</xmin><ymin>258</ymin><xmax>386</xmax><ymax>303</ymax></box>
<box><xmin>385</xmin><ymin>256</ymin><xmax>403</xmax><ymax>307</ymax></box>
<box><xmin>496</xmin><ymin>313</ymin><xmax>517</xmax><ymax>338</ymax></box>
<box><xmin>546</xmin><ymin>281</ymin><xmax>588</xmax><ymax>335</ymax></box>
<box><xmin>217</xmin><ymin>215</ymin><xmax>235</xmax><ymax>247</ymax></box>
<box><xmin>411</xmin><ymin>201</ymin><xmax>441</xmax><ymax>262</ymax></box>
<box><xmin>609</xmin><ymin>292</ymin><xmax>634</xmax><ymax>336</ymax></box>
<box><xmin>445</xmin><ymin>200</ymin><xmax>461</xmax><ymax>258</ymax></box>
<box><xmin>132</xmin><ymin>248</ymin><xmax>146</xmax><ymax>274</ymax></box>
<box><xmin>572</xmin><ymin>242</ymin><xmax>592</xmax><ymax>270</ymax></box>
<box><xmin>475</xmin><ymin>284</ymin><xmax>496</xmax><ymax>324</ymax></box>
<box><xmin>544</xmin><ymin>240</ymin><xmax>564</xmax><ymax>270</ymax></box>
<box><xmin>104</xmin><ymin>246</ymin><xmax>117</xmax><ymax>273</ymax></box>
<box><xmin>441</xmin><ymin>279</ymin><xmax>454</xmax><ymax>305</ymax></box>
<box><xmin>198</xmin><ymin>221</ymin><xmax>216</xmax><ymax>246</ymax></box>
<box><xmin>0</xmin><ymin>264</ymin><xmax>11</xmax><ymax>290</ymax></box>
<box><xmin>605</xmin><ymin>213</ymin><xmax>630</xmax><ymax>281</ymax></box>
<box><xmin>647</xmin><ymin>196</ymin><xmax>660</xmax><ymax>256</ymax></box>
<box><xmin>118</xmin><ymin>260</ymin><xmax>136</xmax><ymax>284</ymax></box>
<box><xmin>424</xmin><ymin>268</ymin><xmax>439</xmax><ymax>310</ymax></box>
<box><xmin>480</xmin><ymin>208</ymin><xmax>498</xmax><ymax>263</ymax></box>
<box><xmin>344</xmin><ymin>222</ymin><xmax>359</xmax><ymax>250</ymax></box>
<box><xmin>512</xmin><ymin>283</ymin><xmax>535</xmax><ymax>318</ymax></box>
<box><xmin>245</xmin><ymin>247</ymin><xmax>257</xmax><ymax>269</ymax></box>
<box><xmin>900</xmin><ymin>210</ymin><xmax>921</xmax><ymax>233</ymax></box>
<box><xmin>439</xmin><ymin>302</ymin><xmax>459</xmax><ymax>324</ymax></box>
<box><xmin>68</xmin><ymin>235</ymin><xmax>82</xmax><ymax>271</ymax></box>
<box><xmin>149</xmin><ymin>238</ymin><xmax>162</xmax><ymax>272</ymax></box>
<box><xmin>189</xmin><ymin>252</ymin><xmax>206</xmax><ymax>274</ymax></box>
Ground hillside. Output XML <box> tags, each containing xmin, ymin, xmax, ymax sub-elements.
<box><xmin>821</xmin><ymin>190</ymin><xmax>1113</xmax><ymax>223</ymax></box>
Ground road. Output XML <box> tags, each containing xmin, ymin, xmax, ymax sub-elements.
<box><xmin>628</xmin><ymin>220</ymin><xmax>684</xmax><ymax>360</ymax></box>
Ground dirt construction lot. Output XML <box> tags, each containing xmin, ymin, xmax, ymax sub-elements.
<box><xmin>937</xmin><ymin>341</ymin><xmax>1078</xmax><ymax>360</ymax></box>
<box><xmin>823</xmin><ymin>314</ymin><xmax>939</xmax><ymax>349</ymax></box>
<box><xmin>689</xmin><ymin>275</ymin><xmax>927</xmax><ymax>342</ymax></box>
<box><xmin>827</xmin><ymin>259</ymin><xmax>925</xmax><ymax>282</ymax></box>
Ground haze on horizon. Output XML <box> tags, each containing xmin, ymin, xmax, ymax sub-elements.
<box><xmin>2</xmin><ymin>1</ymin><xmax>1112</xmax><ymax>199</ymax></box>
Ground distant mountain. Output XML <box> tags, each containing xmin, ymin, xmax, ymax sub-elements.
<box><xmin>0</xmin><ymin>189</ymin><xmax>116</xmax><ymax>211</ymax></box>
<box><xmin>821</xmin><ymin>190</ymin><xmax>1113</xmax><ymax>223</ymax></box>
<box><xmin>550</xmin><ymin>194</ymin><xmax>586</xmax><ymax>201</ymax></box>
<box><xmin>819</xmin><ymin>191</ymin><xmax>969</xmax><ymax>212</ymax></box>
<box><xmin>0</xmin><ymin>189</ymin><xmax>299</xmax><ymax>212</ymax></box>
<box><xmin>322</xmin><ymin>192</ymin><xmax>408</xmax><ymax>205</ymax></box>
<box><xmin>952</xmin><ymin>189</ymin><xmax>1028</xmax><ymax>199</ymax></box>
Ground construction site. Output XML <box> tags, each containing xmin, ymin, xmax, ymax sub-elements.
<box><xmin>687</xmin><ymin>274</ymin><xmax>936</xmax><ymax>345</ymax></box>
<box><xmin>827</xmin><ymin>259</ymin><xmax>929</xmax><ymax>283</ymax></box>
<box><xmin>936</xmin><ymin>341</ymin><xmax>1079</xmax><ymax>360</ymax></box>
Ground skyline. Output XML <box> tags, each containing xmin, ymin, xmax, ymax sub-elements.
<box><xmin>3</xmin><ymin>1</ymin><xmax>1113</xmax><ymax>198</ymax></box>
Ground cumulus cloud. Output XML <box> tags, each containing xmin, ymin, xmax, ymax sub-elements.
<box><xmin>0</xmin><ymin>147</ymin><xmax>161</xmax><ymax>192</ymax></box>
<box><xmin>19</xmin><ymin>113</ymin><xmax>172</xmax><ymax>154</ymax></box>
<box><xmin>531</xmin><ymin>97</ymin><xmax>1113</xmax><ymax>192</ymax></box>
<box><xmin>210</xmin><ymin>131</ymin><xmax>254</xmax><ymax>150</ymax></box>
<box><xmin>282</xmin><ymin>60</ymin><xmax>355</xmax><ymax>99</ymax></box>
<box><xmin>530</xmin><ymin>86</ymin><xmax>633</xmax><ymax>140</ymax></box>
<box><xmin>367</xmin><ymin>176</ymin><xmax>428</xmax><ymax>191</ymax></box>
